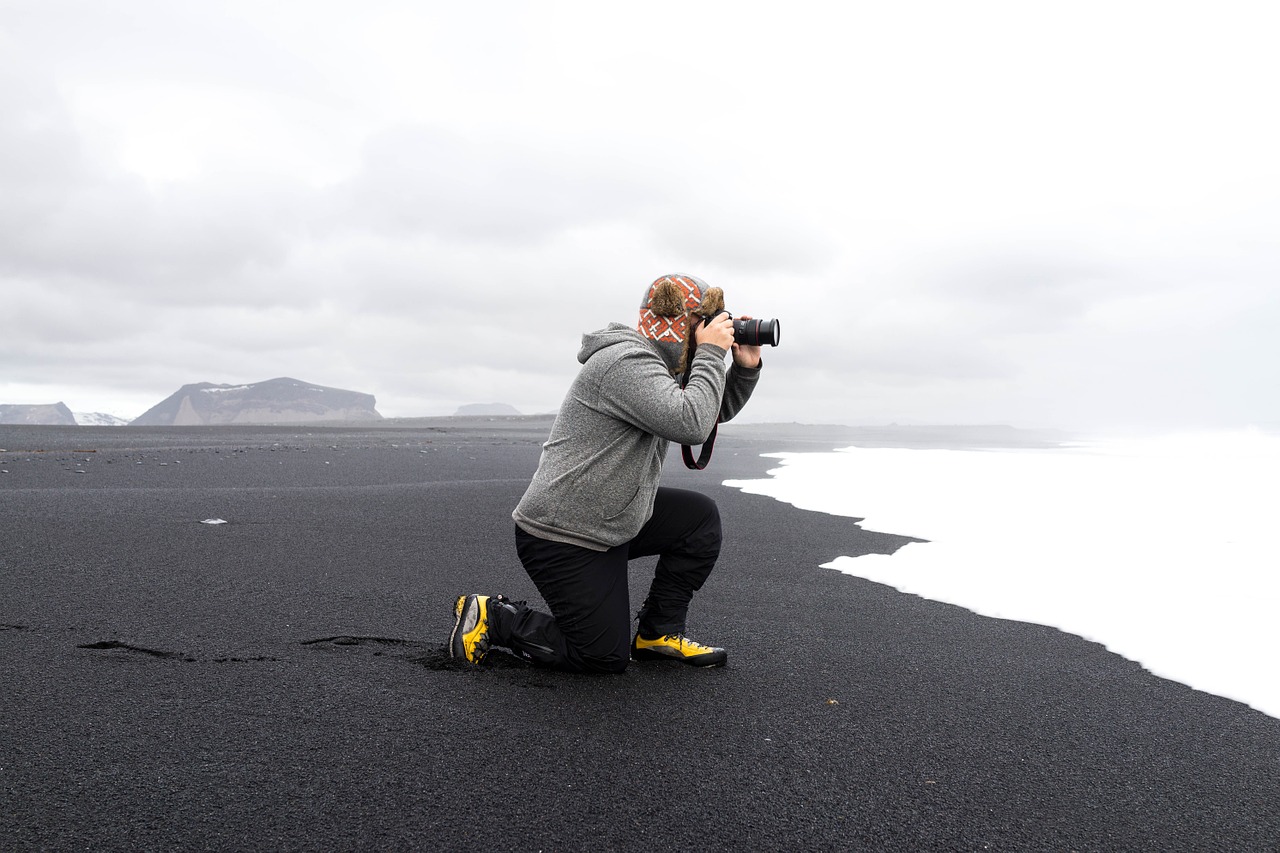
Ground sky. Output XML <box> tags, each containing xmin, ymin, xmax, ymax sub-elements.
<box><xmin>2</xmin><ymin>0</ymin><xmax>1278</xmax><ymax>430</ymax></box>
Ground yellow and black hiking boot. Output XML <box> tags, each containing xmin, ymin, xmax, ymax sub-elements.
<box><xmin>632</xmin><ymin>632</ymin><xmax>727</xmax><ymax>667</ymax></box>
<box><xmin>449</xmin><ymin>594</ymin><xmax>492</xmax><ymax>663</ymax></box>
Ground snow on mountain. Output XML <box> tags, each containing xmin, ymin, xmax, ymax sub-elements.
<box><xmin>74</xmin><ymin>412</ymin><xmax>131</xmax><ymax>426</ymax></box>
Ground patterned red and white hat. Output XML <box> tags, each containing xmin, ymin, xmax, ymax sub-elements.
<box><xmin>638</xmin><ymin>274</ymin><xmax>725</xmax><ymax>344</ymax></box>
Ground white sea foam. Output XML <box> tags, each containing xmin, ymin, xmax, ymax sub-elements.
<box><xmin>724</xmin><ymin>430</ymin><xmax>1280</xmax><ymax>719</ymax></box>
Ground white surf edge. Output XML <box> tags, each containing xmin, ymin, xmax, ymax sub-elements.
<box><xmin>723</xmin><ymin>431</ymin><xmax>1280</xmax><ymax>720</ymax></box>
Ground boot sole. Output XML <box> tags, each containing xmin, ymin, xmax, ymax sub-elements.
<box><xmin>632</xmin><ymin>646</ymin><xmax>727</xmax><ymax>667</ymax></box>
<box><xmin>448</xmin><ymin>596</ymin><xmax>477</xmax><ymax>660</ymax></box>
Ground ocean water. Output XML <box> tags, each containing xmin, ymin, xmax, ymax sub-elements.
<box><xmin>723</xmin><ymin>430</ymin><xmax>1280</xmax><ymax>719</ymax></box>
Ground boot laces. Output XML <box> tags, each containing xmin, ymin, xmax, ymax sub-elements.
<box><xmin>666</xmin><ymin>633</ymin><xmax>713</xmax><ymax>653</ymax></box>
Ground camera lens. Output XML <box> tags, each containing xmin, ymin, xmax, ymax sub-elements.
<box><xmin>733</xmin><ymin>318</ymin><xmax>781</xmax><ymax>347</ymax></box>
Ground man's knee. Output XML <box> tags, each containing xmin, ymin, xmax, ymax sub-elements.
<box><xmin>683</xmin><ymin>489</ymin><xmax>721</xmax><ymax>524</ymax></box>
<box><xmin>581</xmin><ymin>650</ymin><xmax>630</xmax><ymax>674</ymax></box>
<box><xmin>568</xmin><ymin>624</ymin><xmax>632</xmax><ymax>674</ymax></box>
<box><xmin>686</xmin><ymin>492</ymin><xmax>722</xmax><ymax>554</ymax></box>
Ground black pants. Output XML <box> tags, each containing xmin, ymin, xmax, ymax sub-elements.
<box><xmin>496</xmin><ymin>487</ymin><xmax>722</xmax><ymax>674</ymax></box>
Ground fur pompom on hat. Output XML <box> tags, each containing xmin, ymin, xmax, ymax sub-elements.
<box><xmin>638</xmin><ymin>274</ymin><xmax>724</xmax><ymax>345</ymax></box>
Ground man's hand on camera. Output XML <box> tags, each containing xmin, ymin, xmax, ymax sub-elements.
<box><xmin>695</xmin><ymin>312</ymin><xmax>735</xmax><ymax>352</ymax></box>
<box><xmin>732</xmin><ymin>315</ymin><xmax>763</xmax><ymax>368</ymax></box>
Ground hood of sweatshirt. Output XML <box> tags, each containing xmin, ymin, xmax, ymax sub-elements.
<box><xmin>578</xmin><ymin>322</ymin><xmax>681</xmax><ymax>373</ymax></box>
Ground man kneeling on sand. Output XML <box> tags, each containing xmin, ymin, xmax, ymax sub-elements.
<box><xmin>449</xmin><ymin>274</ymin><xmax>764</xmax><ymax>672</ymax></box>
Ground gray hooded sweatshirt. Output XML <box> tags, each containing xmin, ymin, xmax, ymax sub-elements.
<box><xmin>513</xmin><ymin>322</ymin><xmax>761</xmax><ymax>551</ymax></box>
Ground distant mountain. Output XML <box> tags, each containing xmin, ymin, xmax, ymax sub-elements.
<box><xmin>454</xmin><ymin>403</ymin><xmax>522</xmax><ymax>416</ymax></box>
<box><xmin>74</xmin><ymin>412</ymin><xmax>131</xmax><ymax>426</ymax></box>
<box><xmin>131</xmin><ymin>378</ymin><xmax>382</xmax><ymax>426</ymax></box>
<box><xmin>0</xmin><ymin>402</ymin><xmax>77</xmax><ymax>425</ymax></box>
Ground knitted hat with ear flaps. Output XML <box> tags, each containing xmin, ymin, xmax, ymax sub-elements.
<box><xmin>637</xmin><ymin>273</ymin><xmax>725</xmax><ymax>375</ymax></box>
<box><xmin>638</xmin><ymin>274</ymin><xmax>724</xmax><ymax>345</ymax></box>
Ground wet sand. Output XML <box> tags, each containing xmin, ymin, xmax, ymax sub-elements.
<box><xmin>3</xmin><ymin>420</ymin><xmax>1278</xmax><ymax>850</ymax></box>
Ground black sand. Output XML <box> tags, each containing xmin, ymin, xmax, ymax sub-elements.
<box><xmin>3</xmin><ymin>420</ymin><xmax>1278</xmax><ymax>851</ymax></box>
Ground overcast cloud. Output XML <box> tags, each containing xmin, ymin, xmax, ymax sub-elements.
<box><xmin>2</xmin><ymin>0</ymin><xmax>1278</xmax><ymax>431</ymax></box>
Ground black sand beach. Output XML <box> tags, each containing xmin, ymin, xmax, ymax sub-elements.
<box><xmin>3</xmin><ymin>420</ymin><xmax>1278</xmax><ymax>851</ymax></box>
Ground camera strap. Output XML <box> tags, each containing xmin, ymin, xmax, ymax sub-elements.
<box><xmin>681</xmin><ymin>420</ymin><xmax>719</xmax><ymax>470</ymax></box>
<box><xmin>679</xmin><ymin>364</ymin><xmax>719</xmax><ymax>470</ymax></box>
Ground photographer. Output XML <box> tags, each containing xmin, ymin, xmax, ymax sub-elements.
<box><xmin>449</xmin><ymin>274</ymin><xmax>764</xmax><ymax>672</ymax></box>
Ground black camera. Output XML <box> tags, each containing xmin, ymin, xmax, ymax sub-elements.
<box><xmin>704</xmin><ymin>311</ymin><xmax>781</xmax><ymax>347</ymax></box>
